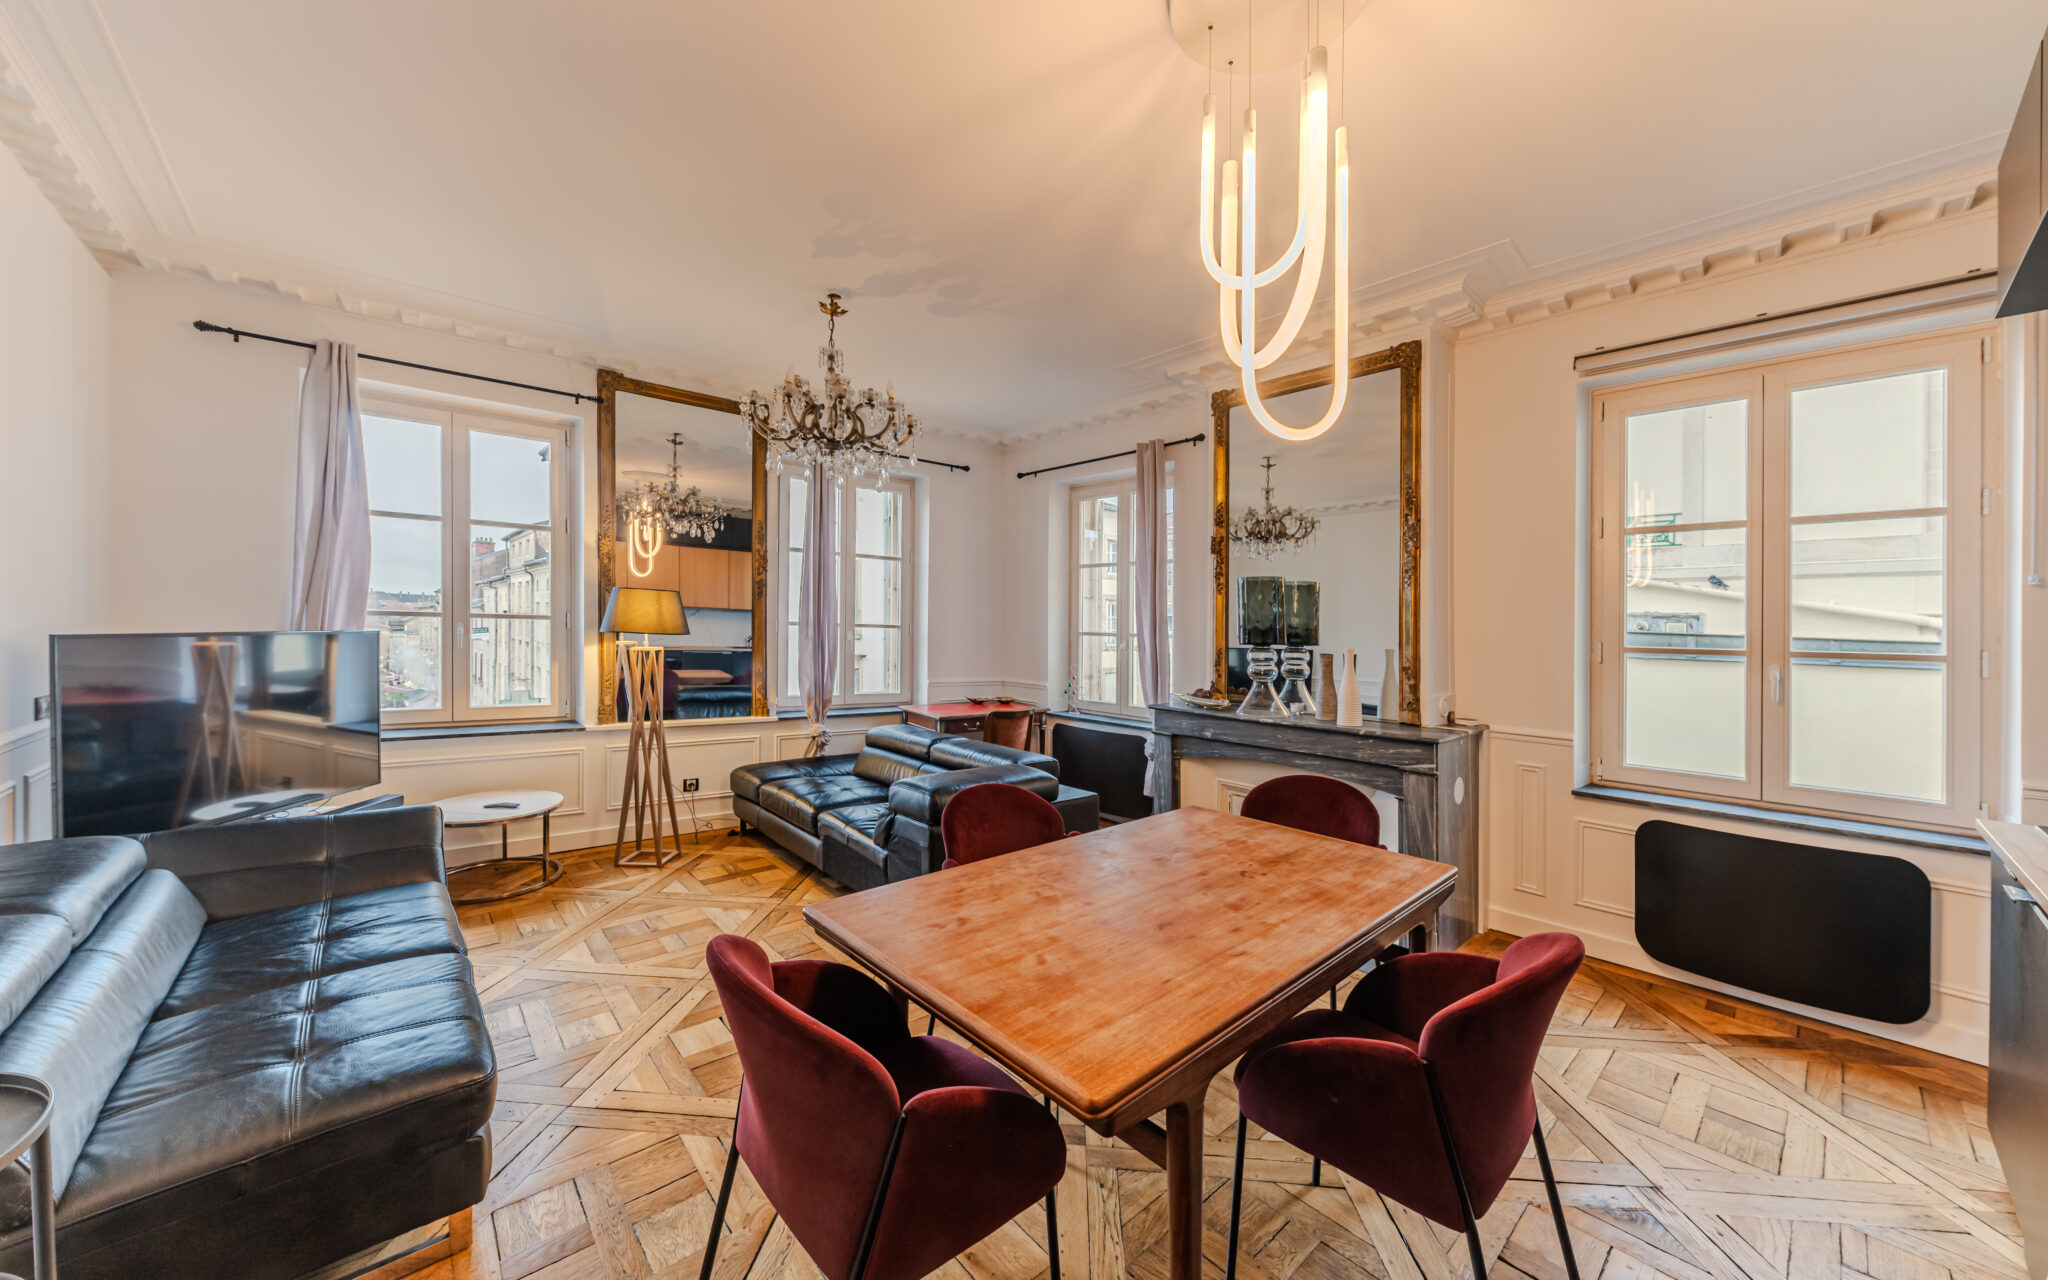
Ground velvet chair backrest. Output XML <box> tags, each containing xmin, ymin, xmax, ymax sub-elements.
<box><xmin>1418</xmin><ymin>932</ymin><xmax>1584</xmax><ymax>1214</ymax></box>
<box><xmin>1240</xmin><ymin>774</ymin><xmax>1381</xmax><ymax>847</ymax></box>
<box><xmin>706</xmin><ymin>934</ymin><xmax>904</xmax><ymax>1280</ymax></box>
<box><xmin>939</xmin><ymin>782</ymin><xmax>1067</xmax><ymax>866</ymax></box>
<box><xmin>981</xmin><ymin>708</ymin><xmax>1033</xmax><ymax>751</ymax></box>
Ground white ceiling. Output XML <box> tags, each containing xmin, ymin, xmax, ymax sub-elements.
<box><xmin>4</xmin><ymin>0</ymin><xmax>2039</xmax><ymax>437</ymax></box>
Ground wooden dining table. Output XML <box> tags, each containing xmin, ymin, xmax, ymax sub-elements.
<box><xmin>803</xmin><ymin>805</ymin><xmax>1459</xmax><ymax>1280</ymax></box>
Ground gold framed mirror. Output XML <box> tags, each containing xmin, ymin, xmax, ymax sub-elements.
<box><xmin>596</xmin><ymin>369</ymin><xmax>769</xmax><ymax>725</ymax></box>
<box><xmin>1210</xmin><ymin>339</ymin><xmax>1421</xmax><ymax>723</ymax></box>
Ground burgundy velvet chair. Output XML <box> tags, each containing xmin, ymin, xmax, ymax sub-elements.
<box><xmin>702</xmin><ymin>934</ymin><xmax>1067</xmax><ymax>1280</ymax></box>
<box><xmin>938</xmin><ymin>781</ymin><xmax>1070</xmax><ymax>870</ymax></box>
<box><xmin>1240</xmin><ymin>774</ymin><xmax>1381</xmax><ymax>847</ymax></box>
<box><xmin>1227</xmin><ymin>934</ymin><xmax>1586</xmax><ymax>1280</ymax></box>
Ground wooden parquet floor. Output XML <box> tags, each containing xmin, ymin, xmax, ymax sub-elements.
<box><xmin>420</xmin><ymin>832</ymin><xmax>2027</xmax><ymax>1280</ymax></box>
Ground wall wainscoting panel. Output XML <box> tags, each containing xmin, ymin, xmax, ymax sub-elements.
<box><xmin>1215</xmin><ymin>777</ymin><xmax>1253</xmax><ymax>815</ymax></box>
<box><xmin>1514</xmin><ymin>761</ymin><xmax>1547</xmax><ymax>895</ymax></box>
<box><xmin>2025</xmin><ymin>781</ymin><xmax>2048</xmax><ymax>825</ymax></box>
<box><xmin>0</xmin><ymin>780</ymin><xmax>15</xmax><ymax>845</ymax></box>
<box><xmin>20</xmin><ymin>766</ymin><xmax>51</xmax><ymax>844</ymax></box>
<box><xmin>1573</xmin><ymin>820</ymin><xmax>1637</xmax><ymax>918</ymax></box>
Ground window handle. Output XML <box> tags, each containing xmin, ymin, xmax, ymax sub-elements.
<box><xmin>1768</xmin><ymin>664</ymin><xmax>1783</xmax><ymax>704</ymax></box>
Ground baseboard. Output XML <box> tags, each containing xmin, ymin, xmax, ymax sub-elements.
<box><xmin>1484</xmin><ymin>902</ymin><xmax>1988</xmax><ymax>1065</ymax></box>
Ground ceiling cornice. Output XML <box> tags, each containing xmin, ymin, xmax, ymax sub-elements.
<box><xmin>0</xmin><ymin>20</ymin><xmax>132</xmax><ymax>265</ymax></box>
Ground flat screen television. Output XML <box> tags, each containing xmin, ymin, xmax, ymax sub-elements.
<box><xmin>50</xmin><ymin>631</ymin><xmax>381</xmax><ymax>837</ymax></box>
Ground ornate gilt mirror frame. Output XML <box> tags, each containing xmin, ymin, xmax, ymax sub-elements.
<box><xmin>595</xmin><ymin>368</ymin><xmax>769</xmax><ymax>725</ymax></box>
<box><xmin>1209</xmin><ymin>339</ymin><xmax>1422</xmax><ymax>723</ymax></box>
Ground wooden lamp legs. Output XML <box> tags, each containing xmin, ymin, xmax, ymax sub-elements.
<box><xmin>614</xmin><ymin>642</ymin><xmax>684</xmax><ymax>868</ymax></box>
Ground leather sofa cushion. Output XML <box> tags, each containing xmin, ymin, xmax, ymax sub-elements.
<box><xmin>0</xmin><ymin>870</ymin><xmax>204</xmax><ymax>1207</ymax></box>
<box><xmin>0</xmin><ymin>836</ymin><xmax>146</xmax><ymax>942</ymax></box>
<box><xmin>42</xmin><ymin>949</ymin><xmax>494</xmax><ymax>1238</ymax></box>
<box><xmin>139</xmin><ymin>807</ymin><xmax>446</xmax><ymax>921</ymax></box>
<box><xmin>851</xmin><ymin>749</ymin><xmax>928</xmax><ymax>787</ymax></box>
<box><xmin>817</xmin><ymin>803</ymin><xmax>891</xmax><ymax>846</ymax></box>
<box><xmin>730</xmin><ymin>755</ymin><xmax>855</xmax><ymax>804</ymax></box>
<box><xmin>0</xmin><ymin>916</ymin><xmax>72</xmax><ymax>1035</ymax></box>
<box><xmin>155</xmin><ymin>881</ymin><xmax>465</xmax><ymax>1020</ymax></box>
<box><xmin>757</xmin><ymin>776</ymin><xmax>889</xmax><ymax>834</ymax></box>
<box><xmin>860</xmin><ymin>723</ymin><xmax>954</xmax><ymax>761</ymax></box>
<box><xmin>888</xmin><ymin>764</ymin><xmax>1061</xmax><ymax>825</ymax></box>
<box><xmin>928</xmin><ymin>739</ymin><xmax>1061</xmax><ymax>779</ymax></box>
<box><xmin>818</xmin><ymin>815</ymin><xmax>889</xmax><ymax>893</ymax></box>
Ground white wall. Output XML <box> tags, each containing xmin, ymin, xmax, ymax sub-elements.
<box><xmin>0</xmin><ymin>149</ymin><xmax>109</xmax><ymax>844</ymax></box>
<box><xmin>1454</xmin><ymin>212</ymin><xmax>2004</xmax><ymax>1062</ymax></box>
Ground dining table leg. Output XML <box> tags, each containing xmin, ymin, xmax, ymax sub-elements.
<box><xmin>1165</xmin><ymin>1089</ymin><xmax>1207</xmax><ymax>1280</ymax></box>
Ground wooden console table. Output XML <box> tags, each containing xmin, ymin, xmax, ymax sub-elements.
<box><xmin>1148</xmin><ymin>704</ymin><xmax>1483</xmax><ymax>947</ymax></box>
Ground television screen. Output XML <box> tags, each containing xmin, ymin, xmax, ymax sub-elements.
<box><xmin>51</xmin><ymin>631</ymin><xmax>381</xmax><ymax>837</ymax></box>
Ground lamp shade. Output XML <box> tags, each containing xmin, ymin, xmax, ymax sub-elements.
<box><xmin>599</xmin><ymin>587</ymin><xmax>688</xmax><ymax>636</ymax></box>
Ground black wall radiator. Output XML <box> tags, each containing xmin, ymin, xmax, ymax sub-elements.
<box><xmin>1633</xmin><ymin>820</ymin><xmax>1932</xmax><ymax>1024</ymax></box>
<box><xmin>1050</xmin><ymin>723</ymin><xmax>1150</xmax><ymax>823</ymax></box>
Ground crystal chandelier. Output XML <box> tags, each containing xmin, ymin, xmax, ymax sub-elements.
<box><xmin>618</xmin><ymin>432</ymin><xmax>729</xmax><ymax>576</ymax></box>
<box><xmin>1194</xmin><ymin>7</ymin><xmax>1352</xmax><ymax>441</ymax></box>
<box><xmin>739</xmin><ymin>295</ymin><xmax>919</xmax><ymax>480</ymax></box>
<box><xmin>1230</xmin><ymin>456</ymin><xmax>1319</xmax><ymax>557</ymax></box>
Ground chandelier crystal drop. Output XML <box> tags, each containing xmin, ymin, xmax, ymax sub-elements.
<box><xmin>739</xmin><ymin>295</ymin><xmax>920</xmax><ymax>482</ymax></box>
<box><xmin>1201</xmin><ymin>44</ymin><xmax>1351</xmax><ymax>442</ymax></box>
<box><xmin>1230</xmin><ymin>455</ymin><xmax>1320</xmax><ymax>557</ymax></box>
<box><xmin>618</xmin><ymin>432</ymin><xmax>730</xmax><ymax>577</ymax></box>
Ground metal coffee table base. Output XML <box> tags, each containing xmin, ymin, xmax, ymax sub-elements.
<box><xmin>0</xmin><ymin>1071</ymin><xmax>55</xmax><ymax>1278</ymax></box>
<box><xmin>448</xmin><ymin>811</ymin><xmax>565</xmax><ymax>906</ymax></box>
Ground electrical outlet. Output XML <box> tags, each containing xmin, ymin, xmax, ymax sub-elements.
<box><xmin>33</xmin><ymin>695</ymin><xmax>51</xmax><ymax>721</ymax></box>
<box><xmin>682</xmin><ymin>777</ymin><xmax>700</xmax><ymax>793</ymax></box>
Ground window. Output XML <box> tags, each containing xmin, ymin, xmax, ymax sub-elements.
<box><xmin>362</xmin><ymin>398</ymin><xmax>569</xmax><ymax>725</ymax></box>
<box><xmin>1591</xmin><ymin>331</ymin><xmax>1987</xmax><ymax>827</ymax></box>
<box><xmin>1069</xmin><ymin>474</ymin><xmax>1173</xmax><ymax>719</ymax></box>
<box><xmin>777</xmin><ymin>473</ymin><xmax>915</xmax><ymax>707</ymax></box>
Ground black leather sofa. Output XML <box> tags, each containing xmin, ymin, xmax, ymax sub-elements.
<box><xmin>0</xmin><ymin>806</ymin><xmax>493</xmax><ymax>1280</ymax></box>
<box><xmin>731</xmin><ymin>723</ymin><xmax>1099</xmax><ymax>889</ymax></box>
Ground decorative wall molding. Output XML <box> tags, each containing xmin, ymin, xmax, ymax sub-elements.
<box><xmin>1513</xmin><ymin>761</ymin><xmax>1547</xmax><ymax>896</ymax></box>
<box><xmin>1485</xmin><ymin>725</ymin><xmax>1574</xmax><ymax>747</ymax></box>
<box><xmin>1572</xmin><ymin>818</ymin><xmax>1637</xmax><ymax>918</ymax></box>
<box><xmin>0</xmin><ymin>34</ymin><xmax>132</xmax><ymax>265</ymax></box>
<box><xmin>0</xmin><ymin>779</ymin><xmax>15</xmax><ymax>845</ymax></box>
<box><xmin>20</xmin><ymin>764</ymin><xmax>50</xmax><ymax>842</ymax></box>
<box><xmin>0</xmin><ymin>720</ymin><xmax>48</xmax><ymax>752</ymax></box>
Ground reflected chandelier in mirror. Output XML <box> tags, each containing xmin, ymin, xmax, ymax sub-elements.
<box><xmin>1229</xmin><ymin>455</ymin><xmax>1319</xmax><ymax>557</ymax></box>
<box><xmin>619</xmin><ymin>432</ymin><xmax>729</xmax><ymax>575</ymax></box>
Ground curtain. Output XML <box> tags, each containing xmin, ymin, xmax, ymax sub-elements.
<box><xmin>798</xmin><ymin>462</ymin><xmax>839</xmax><ymax>756</ymax></box>
<box><xmin>288</xmin><ymin>340</ymin><xmax>371</xmax><ymax>631</ymax></box>
<box><xmin>1135</xmin><ymin>439</ymin><xmax>1172</xmax><ymax>796</ymax></box>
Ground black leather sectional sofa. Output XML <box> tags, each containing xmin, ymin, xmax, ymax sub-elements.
<box><xmin>731</xmin><ymin>723</ymin><xmax>1098</xmax><ymax>889</ymax></box>
<box><xmin>0</xmin><ymin>806</ymin><xmax>492</xmax><ymax>1280</ymax></box>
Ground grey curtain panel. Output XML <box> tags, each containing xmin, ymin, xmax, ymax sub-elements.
<box><xmin>1135</xmin><ymin>439</ymin><xmax>1172</xmax><ymax>796</ymax></box>
<box><xmin>798</xmin><ymin>462</ymin><xmax>839</xmax><ymax>756</ymax></box>
<box><xmin>288</xmin><ymin>340</ymin><xmax>371</xmax><ymax>631</ymax></box>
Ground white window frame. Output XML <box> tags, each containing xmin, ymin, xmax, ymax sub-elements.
<box><xmin>772</xmin><ymin>472</ymin><xmax>919</xmax><ymax>710</ymax></box>
<box><xmin>1590</xmin><ymin>329</ymin><xmax>1989</xmax><ymax>829</ymax></box>
<box><xmin>1068</xmin><ymin>471</ymin><xmax>1172</xmax><ymax>720</ymax></box>
<box><xmin>363</xmin><ymin>395</ymin><xmax>571</xmax><ymax>727</ymax></box>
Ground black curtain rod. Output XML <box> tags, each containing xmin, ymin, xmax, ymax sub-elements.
<box><xmin>883</xmin><ymin>451</ymin><xmax>970</xmax><ymax>473</ymax></box>
<box><xmin>194</xmin><ymin>318</ymin><xmax>974</xmax><ymax>473</ymax></box>
<box><xmin>194</xmin><ymin>320</ymin><xmax>605</xmax><ymax>404</ymax></box>
<box><xmin>1015</xmin><ymin>432</ymin><xmax>1205</xmax><ymax>480</ymax></box>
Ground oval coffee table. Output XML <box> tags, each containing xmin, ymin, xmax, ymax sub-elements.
<box><xmin>441</xmin><ymin>790</ymin><xmax>565</xmax><ymax>905</ymax></box>
<box><xmin>0</xmin><ymin>1072</ymin><xmax>55</xmax><ymax>1278</ymax></box>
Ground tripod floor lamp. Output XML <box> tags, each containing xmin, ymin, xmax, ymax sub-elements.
<box><xmin>602</xmin><ymin>586</ymin><xmax>689</xmax><ymax>869</ymax></box>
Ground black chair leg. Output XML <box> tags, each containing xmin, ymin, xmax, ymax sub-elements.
<box><xmin>1531</xmin><ymin>1118</ymin><xmax>1582</xmax><ymax>1280</ymax></box>
<box><xmin>1045</xmin><ymin>1188</ymin><xmax>1061</xmax><ymax>1280</ymax></box>
<box><xmin>697</xmin><ymin>1139</ymin><xmax>740</xmax><ymax>1280</ymax></box>
<box><xmin>1226</xmin><ymin>1115</ymin><xmax>1248</xmax><ymax>1280</ymax></box>
<box><xmin>1311</xmin><ymin>1156</ymin><xmax>1321</xmax><ymax>1186</ymax></box>
<box><xmin>1423</xmin><ymin>1064</ymin><xmax>1489</xmax><ymax>1280</ymax></box>
<box><xmin>1329</xmin><ymin>987</ymin><xmax>1338</xmax><ymax>1009</ymax></box>
<box><xmin>926</xmin><ymin>1010</ymin><xmax>936</xmax><ymax>1035</ymax></box>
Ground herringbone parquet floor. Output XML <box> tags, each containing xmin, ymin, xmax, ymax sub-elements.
<box><xmin>419</xmin><ymin>831</ymin><xmax>2027</xmax><ymax>1280</ymax></box>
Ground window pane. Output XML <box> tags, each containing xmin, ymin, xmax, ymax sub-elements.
<box><xmin>1624</xmin><ymin>529</ymin><xmax>1745</xmax><ymax>647</ymax></box>
<box><xmin>1078</xmin><ymin>633</ymin><xmax>1119</xmax><ymax>705</ymax></box>
<box><xmin>470</xmin><ymin>525</ymin><xmax>553</xmax><ymax>616</ymax></box>
<box><xmin>786</xmin><ymin>623</ymin><xmax>800</xmax><ymax>699</ymax></box>
<box><xmin>787</xmin><ymin>478</ymin><xmax>807</xmax><ymax>551</ymax></box>
<box><xmin>363</xmin><ymin>414</ymin><xmax>441</xmax><ymax>516</ymax></box>
<box><xmin>1788</xmin><ymin>659</ymin><xmax>1944</xmax><ymax>802</ymax></box>
<box><xmin>1623</xmin><ymin>653</ymin><xmax>1745</xmax><ymax>779</ymax></box>
<box><xmin>854</xmin><ymin>487</ymin><xmax>902</xmax><ymax>556</ymax></box>
<box><xmin>1079</xmin><ymin>565</ymin><xmax>1118</xmax><ymax>634</ymax></box>
<box><xmin>368</xmin><ymin>516</ymin><xmax>441</xmax><ymax>612</ymax></box>
<box><xmin>1790</xmin><ymin>369</ymin><xmax>1945</xmax><ymax>518</ymax></box>
<box><xmin>1623</xmin><ymin>398</ymin><xmax>1746</xmax><ymax>528</ymax></box>
<box><xmin>1079</xmin><ymin>494</ymin><xmax>1119</xmax><ymax>563</ymax></box>
<box><xmin>1790</xmin><ymin>516</ymin><xmax>1944</xmax><ymax>654</ymax></box>
<box><xmin>469</xmin><ymin>617</ymin><xmax>551</xmax><ymax>708</ymax></box>
<box><xmin>855</xmin><ymin>557</ymin><xmax>900</xmax><ymax>625</ymax></box>
<box><xmin>851</xmin><ymin>626</ymin><xmax>902</xmax><ymax>694</ymax></box>
<box><xmin>470</xmin><ymin>430</ymin><xmax>552</xmax><ymax>525</ymax></box>
<box><xmin>786</xmin><ymin>550</ymin><xmax>803</xmax><ymax>619</ymax></box>
<box><xmin>375</xmin><ymin>617</ymin><xmax>441</xmax><ymax>709</ymax></box>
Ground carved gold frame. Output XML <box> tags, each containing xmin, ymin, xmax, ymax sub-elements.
<box><xmin>595</xmin><ymin>368</ymin><xmax>769</xmax><ymax>725</ymax></box>
<box><xmin>1210</xmin><ymin>340</ymin><xmax>1422</xmax><ymax>723</ymax></box>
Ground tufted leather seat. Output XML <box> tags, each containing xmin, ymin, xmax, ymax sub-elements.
<box><xmin>757</xmin><ymin>775</ymin><xmax>891</xmax><ymax>832</ymax></box>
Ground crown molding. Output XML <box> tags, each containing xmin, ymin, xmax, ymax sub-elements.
<box><xmin>0</xmin><ymin>31</ymin><xmax>131</xmax><ymax>265</ymax></box>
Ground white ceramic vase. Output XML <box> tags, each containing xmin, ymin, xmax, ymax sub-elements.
<box><xmin>1336</xmin><ymin>648</ymin><xmax>1363</xmax><ymax>727</ymax></box>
